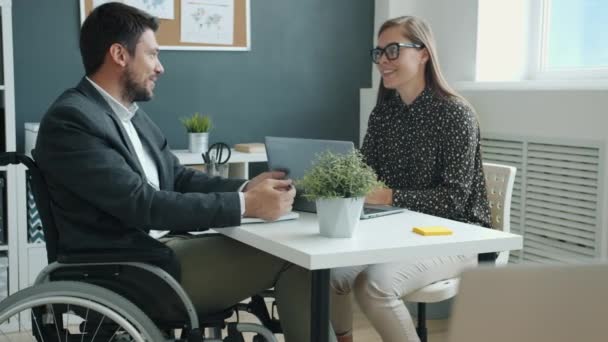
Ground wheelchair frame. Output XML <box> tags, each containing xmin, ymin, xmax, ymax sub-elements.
<box><xmin>0</xmin><ymin>152</ymin><xmax>279</xmax><ymax>342</ymax></box>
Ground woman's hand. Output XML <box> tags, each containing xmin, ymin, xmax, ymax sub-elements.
<box><xmin>365</xmin><ymin>187</ymin><xmax>393</xmax><ymax>205</ymax></box>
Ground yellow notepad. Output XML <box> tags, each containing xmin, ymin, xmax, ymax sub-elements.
<box><xmin>412</xmin><ymin>226</ymin><xmax>453</xmax><ymax>236</ymax></box>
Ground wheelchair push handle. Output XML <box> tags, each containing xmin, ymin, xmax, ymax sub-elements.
<box><xmin>0</xmin><ymin>151</ymin><xmax>20</xmax><ymax>166</ymax></box>
<box><xmin>0</xmin><ymin>151</ymin><xmax>38</xmax><ymax>170</ymax></box>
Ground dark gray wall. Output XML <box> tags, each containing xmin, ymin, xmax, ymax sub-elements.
<box><xmin>13</xmin><ymin>0</ymin><xmax>373</xmax><ymax>153</ymax></box>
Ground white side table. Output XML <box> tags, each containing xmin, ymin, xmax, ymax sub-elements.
<box><xmin>172</xmin><ymin>149</ymin><xmax>267</xmax><ymax>179</ymax></box>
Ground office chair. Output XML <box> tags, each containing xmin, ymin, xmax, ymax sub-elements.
<box><xmin>403</xmin><ymin>162</ymin><xmax>517</xmax><ymax>342</ymax></box>
<box><xmin>0</xmin><ymin>152</ymin><xmax>278</xmax><ymax>342</ymax></box>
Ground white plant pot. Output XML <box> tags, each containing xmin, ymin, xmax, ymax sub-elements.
<box><xmin>188</xmin><ymin>132</ymin><xmax>209</xmax><ymax>153</ymax></box>
<box><xmin>316</xmin><ymin>197</ymin><xmax>364</xmax><ymax>238</ymax></box>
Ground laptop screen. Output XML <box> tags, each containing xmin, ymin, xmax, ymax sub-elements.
<box><xmin>264</xmin><ymin>137</ymin><xmax>355</xmax><ymax>181</ymax></box>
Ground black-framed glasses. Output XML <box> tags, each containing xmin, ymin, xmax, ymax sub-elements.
<box><xmin>370</xmin><ymin>42</ymin><xmax>424</xmax><ymax>64</ymax></box>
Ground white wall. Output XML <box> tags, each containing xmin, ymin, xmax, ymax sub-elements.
<box><xmin>393</xmin><ymin>0</ymin><xmax>478</xmax><ymax>82</ymax></box>
<box><xmin>363</xmin><ymin>0</ymin><xmax>608</xmax><ymax>258</ymax></box>
<box><xmin>362</xmin><ymin>0</ymin><xmax>478</xmax><ymax>143</ymax></box>
<box><xmin>372</xmin><ymin>0</ymin><xmax>478</xmax><ymax>84</ymax></box>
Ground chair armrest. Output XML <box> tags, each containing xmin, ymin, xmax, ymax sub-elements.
<box><xmin>35</xmin><ymin>260</ymin><xmax>201</xmax><ymax>332</ymax></box>
<box><xmin>57</xmin><ymin>248</ymin><xmax>173</xmax><ymax>264</ymax></box>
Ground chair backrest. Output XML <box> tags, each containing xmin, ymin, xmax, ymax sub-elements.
<box><xmin>0</xmin><ymin>152</ymin><xmax>59</xmax><ymax>263</ymax></box>
<box><xmin>482</xmin><ymin>162</ymin><xmax>516</xmax><ymax>265</ymax></box>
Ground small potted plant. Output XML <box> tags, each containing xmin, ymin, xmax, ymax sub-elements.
<box><xmin>181</xmin><ymin>113</ymin><xmax>212</xmax><ymax>153</ymax></box>
<box><xmin>298</xmin><ymin>150</ymin><xmax>383</xmax><ymax>238</ymax></box>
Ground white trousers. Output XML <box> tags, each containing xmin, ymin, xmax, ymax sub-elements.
<box><xmin>330</xmin><ymin>255</ymin><xmax>477</xmax><ymax>342</ymax></box>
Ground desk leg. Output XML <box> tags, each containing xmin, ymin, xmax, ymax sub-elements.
<box><xmin>311</xmin><ymin>269</ymin><xmax>330</xmax><ymax>342</ymax></box>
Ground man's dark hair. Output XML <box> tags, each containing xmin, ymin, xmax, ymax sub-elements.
<box><xmin>80</xmin><ymin>2</ymin><xmax>159</xmax><ymax>76</ymax></box>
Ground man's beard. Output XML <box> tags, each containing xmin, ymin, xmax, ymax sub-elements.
<box><xmin>121</xmin><ymin>67</ymin><xmax>152</xmax><ymax>103</ymax></box>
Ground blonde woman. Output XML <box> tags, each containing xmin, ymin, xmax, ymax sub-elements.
<box><xmin>330</xmin><ymin>16</ymin><xmax>492</xmax><ymax>342</ymax></box>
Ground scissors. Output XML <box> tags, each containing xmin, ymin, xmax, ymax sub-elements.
<box><xmin>203</xmin><ymin>142</ymin><xmax>231</xmax><ymax>165</ymax></box>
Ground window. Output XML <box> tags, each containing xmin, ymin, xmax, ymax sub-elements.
<box><xmin>538</xmin><ymin>0</ymin><xmax>608</xmax><ymax>79</ymax></box>
<box><xmin>475</xmin><ymin>0</ymin><xmax>608</xmax><ymax>82</ymax></box>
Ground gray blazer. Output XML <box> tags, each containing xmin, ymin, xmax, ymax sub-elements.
<box><xmin>33</xmin><ymin>78</ymin><xmax>245</xmax><ymax>273</ymax></box>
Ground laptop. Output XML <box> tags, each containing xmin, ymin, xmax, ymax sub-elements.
<box><xmin>448</xmin><ymin>263</ymin><xmax>608</xmax><ymax>342</ymax></box>
<box><xmin>264</xmin><ymin>136</ymin><xmax>404</xmax><ymax>219</ymax></box>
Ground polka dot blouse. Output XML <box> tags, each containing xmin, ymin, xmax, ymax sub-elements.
<box><xmin>361</xmin><ymin>88</ymin><xmax>491</xmax><ymax>228</ymax></box>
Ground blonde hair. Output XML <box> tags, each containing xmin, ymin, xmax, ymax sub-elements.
<box><xmin>376</xmin><ymin>16</ymin><xmax>468</xmax><ymax>107</ymax></box>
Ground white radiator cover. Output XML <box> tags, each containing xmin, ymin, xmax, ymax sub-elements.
<box><xmin>481</xmin><ymin>135</ymin><xmax>604</xmax><ymax>264</ymax></box>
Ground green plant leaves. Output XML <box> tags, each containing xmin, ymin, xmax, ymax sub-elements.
<box><xmin>180</xmin><ymin>112</ymin><xmax>212</xmax><ymax>133</ymax></box>
<box><xmin>297</xmin><ymin>150</ymin><xmax>383</xmax><ymax>200</ymax></box>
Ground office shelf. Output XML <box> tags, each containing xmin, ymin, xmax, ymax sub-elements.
<box><xmin>0</xmin><ymin>0</ymin><xmax>18</xmax><ymax>310</ymax></box>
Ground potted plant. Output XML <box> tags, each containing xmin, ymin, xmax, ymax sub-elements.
<box><xmin>298</xmin><ymin>150</ymin><xmax>383</xmax><ymax>238</ymax></box>
<box><xmin>181</xmin><ymin>113</ymin><xmax>212</xmax><ymax>153</ymax></box>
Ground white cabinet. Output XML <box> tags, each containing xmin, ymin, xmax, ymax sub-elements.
<box><xmin>24</xmin><ymin>122</ymin><xmax>38</xmax><ymax>157</ymax></box>
<box><xmin>0</xmin><ymin>0</ymin><xmax>19</xmax><ymax>332</ymax></box>
<box><xmin>172</xmin><ymin>149</ymin><xmax>268</xmax><ymax>179</ymax></box>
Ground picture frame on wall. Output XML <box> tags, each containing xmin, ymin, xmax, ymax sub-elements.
<box><xmin>79</xmin><ymin>0</ymin><xmax>251</xmax><ymax>51</ymax></box>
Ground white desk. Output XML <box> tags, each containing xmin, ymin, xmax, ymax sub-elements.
<box><xmin>217</xmin><ymin>211</ymin><xmax>523</xmax><ymax>341</ymax></box>
<box><xmin>172</xmin><ymin>149</ymin><xmax>267</xmax><ymax>179</ymax></box>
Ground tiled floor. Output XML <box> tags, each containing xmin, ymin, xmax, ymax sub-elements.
<box><xmin>235</xmin><ymin>301</ymin><xmax>449</xmax><ymax>342</ymax></box>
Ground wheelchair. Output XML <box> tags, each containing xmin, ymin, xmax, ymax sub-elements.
<box><xmin>0</xmin><ymin>152</ymin><xmax>282</xmax><ymax>342</ymax></box>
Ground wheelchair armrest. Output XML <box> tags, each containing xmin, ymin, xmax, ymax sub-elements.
<box><xmin>36</xmin><ymin>260</ymin><xmax>201</xmax><ymax>333</ymax></box>
<box><xmin>56</xmin><ymin>249</ymin><xmax>172</xmax><ymax>264</ymax></box>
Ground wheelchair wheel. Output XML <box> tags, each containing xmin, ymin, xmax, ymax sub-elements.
<box><xmin>0</xmin><ymin>281</ymin><xmax>165</xmax><ymax>341</ymax></box>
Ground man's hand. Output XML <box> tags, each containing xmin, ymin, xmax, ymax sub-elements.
<box><xmin>243</xmin><ymin>171</ymin><xmax>287</xmax><ymax>192</ymax></box>
<box><xmin>243</xmin><ymin>179</ymin><xmax>296</xmax><ymax>221</ymax></box>
<box><xmin>365</xmin><ymin>187</ymin><xmax>393</xmax><ymax>205</ymax></box>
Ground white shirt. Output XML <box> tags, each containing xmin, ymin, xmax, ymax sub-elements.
<box><xmin>86</xmin><ymin>78</ymin><xmax>246</xmax><ymax>238</ymax></box>
<box><xmin>86</xmin><ymin>78</ymin><xmax>160</xmax><ymax>190</ymax></box>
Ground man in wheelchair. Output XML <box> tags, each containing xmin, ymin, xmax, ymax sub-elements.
<box><xmin>0</xmin><ymin>2</ymin><xmax>337</xmax><ymax>341</ymax></box>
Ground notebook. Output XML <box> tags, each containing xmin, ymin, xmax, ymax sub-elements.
<box><xmin>241</xmin><ymin>212</ymin><xmax>300</xmax><ymax>224</ymax></box>
<box><xmin>234</xmin><ymin>143</ymin><xmax>266</xmax><ymax>153</ymax></box>
<box><xmin>264</xmin><ymin>136</ymin><xmax>404</xmax><ymax>219</ymax></box>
